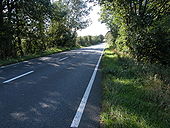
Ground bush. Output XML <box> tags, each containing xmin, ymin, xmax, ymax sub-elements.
<box><xmin>76</xmin><ymin>35</ymin><xmax>104</xmax><ymax>46</ymax></box>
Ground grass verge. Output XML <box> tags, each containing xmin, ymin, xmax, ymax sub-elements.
<box><xmin>0</xmin><ymin>46</ymin><xmax>79</xmax><ymax>67</ymax></box>
<box><xmin>100</xmin><ymin>47</ymin><xmax>170</xmax><ymax>128</ymax></box>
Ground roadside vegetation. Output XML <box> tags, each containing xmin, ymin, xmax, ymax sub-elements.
<box><xmin>99</xmin><ymin>0</ymin><xmax>170</xmax><ymax>128</ymax></box>
<box><xmin>0</xmin><ymin>35</ymin><xmax>103</xmax><ymax>66</ymax></box>
<box><xmin>0</xmin><ymin>0</ymin><xmax>104</xmax><ymax>66</ymax></box>
<box><xmin>76</xmin><ymin>35</ymin><xmax>104</xmax><ymax>46</ymax></box>
<box><xmin>100</xmin><ymin>0</ymin><xmax>170</xmax><ymax>65</ymax></box>
<box><xmin>0</xmin><ymin>0</ymin><xmax>90</xmax><ymax>61</ymax></box>
<box><xmin>101</xmin><ymin>48</ymin><xmax>170</xmax><ymax>128</ymax></box>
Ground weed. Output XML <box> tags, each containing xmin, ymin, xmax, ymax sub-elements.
<box><xmin>101</xmin><ymin>48</ymin><xmax>170</xmax><ymax>128</ymax></box>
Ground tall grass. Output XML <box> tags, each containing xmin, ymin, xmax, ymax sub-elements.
<box><xmin>100</xmin><ymin>48</ymin><xmax>170</xmax><ymax>128</ymax></box>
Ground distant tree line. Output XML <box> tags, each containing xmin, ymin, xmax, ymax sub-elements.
<box><xmin>0</xmin><ymin>0</ymin><xmax>91</xmax><ymax>60</ymax></box>
<box><xmin>100</xmin><ymin>0</ymin><xmax>170</xmax><ymax>65</ymax></box>
<box><xmin>76</xmin><ymin>35</ymin><xmax>104</xmax><ymax>46</ymax></box>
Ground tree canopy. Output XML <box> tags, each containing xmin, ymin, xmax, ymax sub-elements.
<box><xmin>0</xmin><ymin>0</ymin><xmax>91</xmax><ymax>60</ymax></box>
<box><xmin>100</xmin><ymin>0</ymin><xmax>170</xmax><ymax>64</ymax></box>
<box><xmin>1</xmin><ymin>0</ymin><xmax>169</xmax><ymax>65</ymax></box>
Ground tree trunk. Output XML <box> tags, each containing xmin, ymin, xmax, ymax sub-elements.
<box><xmin>0</xmin><ymin>0</ymin><xmax>4</xmax><ymax>59</ymax></box>
<box><xmin>17</xmin><ymin>36</ymin><xmax>24</xmax><ymax>56</ymax></box>
<box><xmin>16</xmin><ymin>1</ymin><xmax>24</xmax><ymax>56</ymax></box>
<box><xmin>138</xmin><ymin>0</ymin><xmax>143</xmax><ymax>16</ymax></box>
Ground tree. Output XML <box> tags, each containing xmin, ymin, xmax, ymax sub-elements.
<box><xmin>100</xmin><ymin>0</ymin><xmax>170</xmax><ymax>64</ymax></box>
<box><xmin>0</xmin><ymin>0</ymin><xmax>91</xmax><ymax>60</ymax></box>
<box><xmin>48</xmin><ymin>0</ymin><xmax>91</xmax><ymax>47</ymax></box>
<box><xmin>0</xmin><ymin>0</ymin><xmax>52</xmax><ymax>59</ymax></box>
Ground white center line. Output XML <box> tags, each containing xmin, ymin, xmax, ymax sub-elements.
<box><xmin>70</xmin><ymin>47</ymin><xmax>105</xmax><ymax>128</ymax></box>
<box><xmin>3</xmin><ymin>71</ymin><xmax>34</xmax><ymax>84</ymax></box>
<box><xmin>59</xmin><ymin>57</ymin><xmax>68</xmax><ymax>62</ymax></box>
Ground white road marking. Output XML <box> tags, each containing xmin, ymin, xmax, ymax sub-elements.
<box><xmin>59</xmin><ymin>57</ymin><xmax>68</xmax><ymax>62</ymax></box>
<box><xmin>3</xmin><ymin>71</ymin><xmax>34</xmax><ymax>84</ymax></box>
<box><xmin>70</xmin><ymin>46</ymin><xmax>105</xmax><ymax>128</ymax></box>
<box><xmin>0</xmin><ymin>61</ymin><xmax>29</xmax><ymax>69</ymax></box>
<box><xmin>0</xmin><ymin>44</ymin><xmax>101</xmax><ymax>69</ymax></box>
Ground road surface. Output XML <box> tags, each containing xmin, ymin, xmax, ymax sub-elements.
<box><xmin>0</xmin><ymin>43</ymin><xmax>105</xmax><ymax>128</ymax></box>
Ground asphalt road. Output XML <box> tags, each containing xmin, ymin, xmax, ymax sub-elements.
<box><xmin>0</xmin><ymin>43</ymin><xmax>105</xmax><ymax>128</ymax></box>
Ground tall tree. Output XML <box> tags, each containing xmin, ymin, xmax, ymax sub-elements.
<box><xmin>100</xmin><ymin>0</ymin><xmax>170</xmax><ymax>64</ymax></box>
<box><xmin>0</xmin><ymin>0</ymin><xmax>91</xmax><ymax>60</ymax></box>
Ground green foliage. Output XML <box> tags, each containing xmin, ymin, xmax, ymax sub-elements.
<box><xmin>101</xmin><ymin>48</ymin><xmax>170</xmax><ymax>128</ymax></box>
<box><xmin>100</xmin><ymin>0</ymin><xmax>170</xmax><ymax>65</ymax></box>
<box><xmin>0</xmin><ymin>0</ymin><xmax>52</xmax><ymax>59</ymax></box>
<box><xmin>76</xmin><ymin>35</ymin><xmax>104</xmax><ymax>46</ymax></box>
<box><xmin>0</xmin><ymin>0</ymin><xmax>90</xmax><ymax>60</ymax></box>
<box><xmin>128</xmin><ymin>17</ymin><xmax>170</xmax><ymax>64</ymax></box>
<box><xmin>48</xmin><ymin>0</ymin><xmax>91</xmax><ymax>48</ymax></box>
<box><xmin>105</xmin><ymin>31</ymin><xmax>117</xmax><ymax>47</ymax></box>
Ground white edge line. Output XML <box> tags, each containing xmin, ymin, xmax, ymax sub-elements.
<box><xmin>3</xmin><ymin>71</ymin><xmax>34</xmax><ymax>84</ymax></box>
<box><xmin>59</xmin><ymin>57</ymin><xmax>68</xmax><ymax>62</ymax></box>
<box><xmin>70</xmin><ymin>46</ymin><xmax>105</xmax><ymax>128</ymax></box>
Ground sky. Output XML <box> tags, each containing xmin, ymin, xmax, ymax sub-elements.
<box><xmin>77</xmin><ymin>5</ymin><xmax>108</xmax><ymax>36</ymax></box>
<box><xmin>52</xmin><ymin>0</ymin><xmax>108</xmax><ymax>36</ymax></box>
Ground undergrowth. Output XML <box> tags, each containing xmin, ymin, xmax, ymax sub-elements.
<box><xmin>100</xmin><ymin>48</ymin><xmax>170</xmax><ymax>128</ymax></box>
